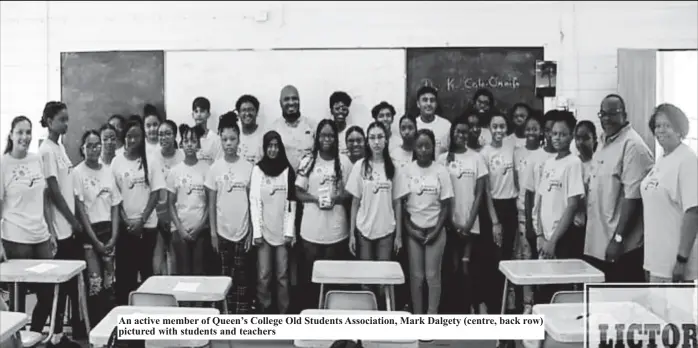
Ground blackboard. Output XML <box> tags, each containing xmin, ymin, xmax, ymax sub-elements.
<box><xmin>61</xmin><ymin>51</ymin><xmax>165</xmax><ymax>164</ymax></box>
<box><xmin>406</xmin><ymin>47</ymin><xmax>544</xmax><ymax>120</ymax></box>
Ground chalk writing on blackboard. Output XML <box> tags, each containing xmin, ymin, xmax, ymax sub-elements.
<box><xmin>447</xmin><ymin>77</ymin><xmax>521</xmax><ymax>91</ymax></box>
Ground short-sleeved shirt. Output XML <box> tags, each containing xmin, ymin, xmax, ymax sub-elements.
<box><xmin>239</xmin><ymin>127</ymin><xmax>265</xmax><ymax>165</ymax></box>
<box><xmin>205</xmin><ymin>158</ymin><xmax>253</xmax><ymax>242</ymax></box>
<box><xmin>584</xmin><ymin>124</ymin><xmax>654</xmax><ymax>260</ymax></box>
<box><xmin>111</xmin><ymin>153</ymin><xmax>166</xmax><ymax>229</ymax></box>
<box><xmin>296</xmin><ymin>154</ymin><xmax>352</xmax><ymax>244</ymax></box>
<box><xmin>505</xmin><ymin>134</ymin><xmax>527</xmax><ymax>149</ymax></box>
<box><xmin>390</xmin><ymin>146</ymin><xmax>413</xmax><ymax>172</ymax></box>
<box><xmin>388</xmin><ymin>134</ymin><xmax>402</xmax><ymax>153</ymax></box>
<box><xmin>398</xmin><ymin>161</ymin><xmax>454</xmax><ymax>229</ymax></box>
<box><xmin>151</xmin><ymin>149</ymin><xmax>185</xmax><ymax>206</ymax></box>
<box><xmin>537</xmin><ymin>155</ymin><xmax>586</xmax><ymax>240</ymax></box>
<box><xmin>641</xmin><ymin>144</ymin><xmax>697</xmax><ymax>280</ymax></box>
<box><xmin>167</xmin><ymin>161</ymin><xmax>210</xmax><ymax>232</ymax></box>
<box><xmin>417</xmin><ymin>116</ymin><xmax>451</xmax><ymax>156</ymax></box>
<box><xmin>345</xmin><ymin>159</ymin><xmax>405</xmax><ymax>240</ymax></box>
<box><xmin>269</xmin><ymin>117</ymin><xmax>316</xmax><ymax>172</ymax></box>
<box><xmin>197</xmin><ymin>131</ymin><xmax>222</xmax><ymax>166</ymax></box>
<box><xmin>438</xmin><ymin>151</ymin><xmax>488</xmax><ymax>234</ymax></box>
<box><xmin>1</xmin><ymin>154</ymin><xmax>50</xmax><ymax>244</ymax></box>
<box><xmin>39</xmin><ymin>139</ymin><xmax>75</xmax><ymax>240</ymax></box>
<box><xmin>480</xmin><ymin>142</ymin><xmax>518</xmax><ymax>200</ymax></box>
<box><xmin>72</xmin><ymin>162</ymin><xmax>122</xmax><ymax>224</ymax></box>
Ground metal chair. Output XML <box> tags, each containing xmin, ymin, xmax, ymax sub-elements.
<box><xmin>324</xmin><ymin>290</ymin><xmax>378</xmax><ymax>310</ymax></box>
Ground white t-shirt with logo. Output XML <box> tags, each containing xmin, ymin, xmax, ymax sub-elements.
<box><xmin>205</xmin><ymin>158</ymin><xmax>253</xmax><ymax>242</ymax></box>
<box><xmin>166</xmin><ymin>161</ymin><xmax>210</xmax><ymax>233</ymax></box>
<box><xmin>111</xmin><ymin>153</ymin><xmax>165</xmax><ymax>229</ymax></box>
<box><xmin>537</xmin><ymin>154</ymin><xmax>585</xmax><ymax>240</ymax></box>
<box><xmin>390</xmin><ymin>146</ymin><xmax>413</xmax><ymax>173</ymax></box>
<box><xmin>39</xmin><ymin>139</ymin><xmax>75</xmax><ymax>240</ymax></box>
<box><xmin>239</xmin><ymin>128</ymin><xmax>265</xmax><ymax>165</ymax></box>
<box><xmin>197</xmin><ymin>131</ymin><xmax>222</xmax><ymax>166</ymax></box>
<box><xmin>417</xmin><ymin>116</ymin><xmax>451</xmax><ymax>157</ymax></box>
<box><xmin>72</xmin><ymin>162</ymin><xmax>122</xmax><ymax>224</ymax></box>
<box><xmin>438</xmin><ymin>151</ymin><xmax>488</xmax><ymax>234</ymax></box>
<box><xmin>1</xmin><ymin>154</ymin><xmax>50</xmax><ymax>244</ymax></box>
<box><xmin>398</xmin><ymin>161</ymin><xmax>454</xmax><ymax>229</ymax></box>
<box><xmin>480</xmin><ymin>142</ymin><xmax>518</xmax><ymax>200</ymax></box>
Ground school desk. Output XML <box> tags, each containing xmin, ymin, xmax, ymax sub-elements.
<box><xmin>90</xmin><ymin>305</ymin><xmax>219</xmax><ymax>347</ymax></box>
<box><xmin>0</xmin><ymin>311</ymin><xmax>29</xmax><ymax>343</ymax></box>
<box><xmin>312</xmin><ymin>260</ymin><xmax>405</xmax><ymax>310</ymax></box>
<box><xmin>294</xmin><ymin>309</ymin><xmax>414</xmax><ymax>348</ymax></box>
<box><xmin>0</xmin><ymin>259</ymin><xmax>89</xmax><ymax>344</ymax></box>
<box><xmin>137</xmin><ymin>275</ymin><xmax>232</xmax><ymax>313</ymax></box>
<box><xmin>497</xmin><ymin>259</ymin><xmax>605</xmax><ymax>348</ymax></box>
<box><xmin>532</xmin><ymin>301</ymin><xmax>666</xmax><ymax>347</ymax></box>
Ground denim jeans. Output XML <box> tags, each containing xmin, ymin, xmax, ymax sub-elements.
<box><xmin>257</xmin><ymin>239</ymin><xmax>290</xmax><ymax>314</ymax></box>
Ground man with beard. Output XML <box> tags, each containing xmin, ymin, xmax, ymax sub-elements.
<box><xmin>328</xmin><ymin>91</ymin><xmax>353</xmax><ymax>157</ymax></box>
<box><xmin>269</xmin><ymin>85</ymin><xmax>316</xmax><ymax>172</ymax></box>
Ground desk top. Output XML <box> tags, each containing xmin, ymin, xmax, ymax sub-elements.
<box><xmin>89</xmin><ymin>305</ymin><xmax>219</xmax><ymax>347</ymax></box>
<box><xmin>533</xmin><ymin>301</ymin><xmax>665</xmax><ymax>343</ymax></box>
<box><xmin>295</xmin><ymin>310</ymin><xmax>415</xmax><ymax>348</ymax></box>
<box><xmin>312</xmin><ymin>261</ymin><xmax>405</xmax><ymax>285</ymax></box>
<box><xmin>0</xmin><ymin>259</ymin><xmax>86</xmax><ymax>283</ymax></box>
<box><xmin>137</xmin><ymin>276</ymin><xmax>232</xmax><ymax>302</ymax></box>
<box><xmin>499</xmin><ymin>259</ymin><xmax>605</xmax><ymax>285</ymax></box>
<box><xmin>0</xmin><ymin>311</ymin><xmax>29</xmax><ymax>343</ymax></box>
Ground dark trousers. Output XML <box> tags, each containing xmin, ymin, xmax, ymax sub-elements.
<box><xmin>440</xmin><ymin>226</ymin><xmax>471</xmax><ymax>314</ymax></box>
<box><xmin>493</xmin><ymin>198</ymin><xmax>518</xmax><ymax>261</ymax></box>
<box><xmin>115</xmin><ymin>227</ymin><xmax>158</xmax><ymax>306</ymax></box>
<box><xmin>535</xmin><ymin>224</ymin><xmax>586</xmax><ymax>304</ymax></box>
<box><xmin>301</xmin><ymin>238</ymin><xmax>348</xmax><ymax>310</ymax></box>
<box><xmin>2</xmin><ymin>239</ymin><xmax>55</xmax><ymax>333</ymax></box>
<box><xmin>220</xmin><ymin>238</ymin><xmax>251</xmax><ymax>314</ymax></box>
<box><xmin>584</xmin><ymin>247</ymin><xmax>645</xmax><ymax>283</ymax></box>
<box><xmin>54</xmin><ymin>235</ymin><xmax>83</xmax><ymax>333</ymax></box>
<box><xmin>470</xmin><ymin>204</ymin><xmax>502</xmax><ymax>313</ymax></box>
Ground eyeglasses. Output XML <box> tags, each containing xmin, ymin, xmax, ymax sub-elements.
<box><xmin>84</xmin><ymin>143</ymin><xmax>102</xmax><ymax>150</ymax></box>
<box><xmin>597</xmin><ymin>110</ymin><xmax>624</xmax><ymax>118</ymax></box>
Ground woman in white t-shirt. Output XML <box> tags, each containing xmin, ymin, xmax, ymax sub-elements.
<box><xmin>295</xmin><ymin>119</ymin><xmax>353</xmax><ymax>309</ymax></box>
<box><xmin>151</xmin><ymin>120</ymin><xmax>184</xmax><ymax>276</ymax></box>
<box><xmin>73</xmin><ymin>130</ymin><xmax>122</xmax><ymax>323</ymax></box>
<box><xmin>438</xmin><ymin>117</ymin><xmax>488</xmax><ymax>313</ymax></box>
<box><xmin>206</xmin><ymin>113</ymin><xmax>254</xmax><ymax>313</ymax></box>
<box><xmin>112</xmin><ymin>116</ymin><xmax>165</xmax><ymax>306</ymax></box>
<box><xmin>505</xmin><ymin>103</ymin><xmax>531</xmax><ymax>149</ymax></box>
<box><xmin>1</xmin><ymin>116</ymin><xmax>57</xmax><ymax>335</ymax></box>
<box><xmin>168</xmin><ymin>124</ymin><xmax>210</xmax><ymax>277</ymax></box>
<box><xmin>641</xmin><ymin>104</ymin><xmax>697</xmax><ymax>282</ymax></box>
<box><xmin>39</xmin><ymin>101</ymin><xmax>86</xmax><ymax>342</ymax></box>
<box><xmin>347</xmin><ymin>122</ymin><xmax>402</xmax><ymax>260</ymax></box>
<box><xmin>250</xmin><ymin>131</ymin><xmax>297</xmax><ymax>314</ymax></box>
<box><xmin>399</xmin><ymin>129</ymin><xmax>454</xmax><ymax>314</ymax></box>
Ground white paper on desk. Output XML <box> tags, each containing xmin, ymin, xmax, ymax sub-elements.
<box><xmin>172</xmin><ymin>282</ymin><xmax>200</xmax><ymax>292</ymax></box>
<box><xmin>26</xmin><ymin>263</ymin><xmax>58</xmax><ymax>273</ymax></box>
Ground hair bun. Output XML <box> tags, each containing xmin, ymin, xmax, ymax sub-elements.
<box><xmin>219</xmin><ymin>111</ymin><xmax>238</xmax><ymax>125</ymax></box>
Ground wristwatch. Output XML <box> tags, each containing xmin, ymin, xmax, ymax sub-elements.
<box><xmin>613</xmin><ymin>234</ymin><xmax>623</xmax><ymax>243</ymax></box>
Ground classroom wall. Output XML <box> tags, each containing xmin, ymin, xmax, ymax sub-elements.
<box><xmin>1</xmin><ymin>1</ymin><xmax>696</xmax><ymax>152</ymax></box>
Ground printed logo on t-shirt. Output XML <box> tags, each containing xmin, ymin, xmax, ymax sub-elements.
<box><xmin>120</xmin><ymin>169</ymin><xmax>147</xmax><ymax>190</ymax></box>
<box><xmin>219</xmin><ymin>171</ymin><xmax>247</xmax><ymax>193</ymax></box>
<box><xmin>315</xmin><ymin>166</ymin><xmax>340</xmax><ymax>187</ymax></box>
<box><xmin>408</xmin><ymin>175</ymin><xmax>439</xmax><ymax>196</ymax></box>
<box><xmin>237</xmin><ymin>143</ymin><xmax>259</xmax><ymax>164</ymax></box>
<box><xmin>196</xmin><ymin>149</ymin><xmax>213</xmax><ymax>163</ymax></box>
<box><xmin>83</xmin><ymin>175</ymin><xmax>112</xmax><ymax>198</ymax></box>
<box><xmin>489</xmin><ymin>153</ymin><xmax>514</xmax><ymax>175</ymax></box>
<box><xmin>178</xmin><ymin>174</ymin><xmax>206</xmax><ymax>196</ymax></box>
<box><xmin>643</xmin><ymin>168</ymin><xmax>660</xmax><ymax>191</ymax></box>
<box><xmin>263</xmin><ymin>177</ymin><xmax>287</xmax><ymax>196</ymax></box>
<box><xmin>518</xmin><ymin>158</ymin><xmax>528</xmax><ymax>174</ymax></box>
<box><xmin>10</xmin><ymin>165</ymin><xmax>43</xmax><ymax>187</ymax></box>
<box><xmin>543</xmin><ymin>168</ymin><xmax>562</xmax><ymax>192</ymax></box>
<box><xmin>365</xmin><ymin>170</ymin><xmax>392</xmax><ymax>194</ymax></box>
<box><xmin>447</xmin><ymin>160</ymin><xmax>476</xmax><ymax>180</ymax></box>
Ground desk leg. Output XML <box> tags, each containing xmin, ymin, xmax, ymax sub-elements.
<box><xmin>41</xmin><ymin>284</ymin><xmax>60</xmax><ymax>344</ymax></box>
<box><xmin>13</xmin><ymin>283</ymin><xmax>19</xmax><ymax>313</ymax></box>
<box><xmin>222</xmin><ymin>300</ymin><xmax>229</xmax><ymax>315</ymax></box>
<box><xmin>77</xmin><ymin>272</ymin><xmax>91</xmax><ymax>332</ymax></box>
<box><xmin>385</xmin><ymin>286</ymin><xmax>396</xmax><ymax>311</ymax></box>
<box><xmin>318</xmin><ymin>284</ymin><xmax>325</xmax><ymax>309</ymax></box>
<box><xmin>495</xmin><ymin>278</ymin><xmax>509</xmax><ymax>348</ymax></box>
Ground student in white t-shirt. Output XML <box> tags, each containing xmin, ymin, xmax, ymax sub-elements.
<box><xmin>112</xmin><ymin>116</ymin><xmax>165</xmax><ymax>306</ymax></box>
<box><xmin>39</xmin><ymin>101</ymin><xmax>86</xmax><ymax>344</ymax></box>
<box><xmin>192</xmin><ymin>97</ymin><xmax>222</xmax><ymax>165</ymax></box>
<box><xmin>99</xmin><ymin>124</ymin><xmax>120</xmax><ymax>166</ymax></box>
<box><xmin>641</xmin><ymin>104</ymin><xmax>698</xmax><ymax>282</ymax></box>
<box><xmin>250</xmin><ymin>131</ymin><xmax>297</xmax><ymax>314</ymax></box>
<box><xmin>438</xmin><ymin>117</ymin><xmax>488</xmax><ymax>313</ymax></box>
<box><xmin>295</xmin><ymin>119</ymin><xmax>353</xmax><ymax>309</ymax></box>
<box><xmin>572</xmin><ymin>121</ymin><xmax>598</xmax><ymax>234</ymax></box>
<box><xmin>152</xmin><ymin>120</ymin><xmax>184</xmax><ymax>276</ymax></box>
<box><xmin>1</xmin><ymin>116</ymin><xmax>58</xmax><ymax>337</ymax></box>
<box><xmin>347</xmin><ymin>122</ymin><xmax>402</xmax><ymax>261</ymax></box>
<box><xmin>236</xmin><ymin>95</ymin><xmax>265</xmax><ymax>165</ymax></box>
<box><xmin>206</xmin><ymin>113</ymin><xmax>254</xmax><ymax>314</ymax></box>
<box><xmin>371</xmin><ymin>101</ymin><xmax>402</xmax><ymax>152</ymax></box>
<box><xmin>73</xmin><ymin>130</ymin><xmax>122</xmax><ymax>323</ymax></box>
<box><xmin>505</xmin><ymin>103</ymin><xmax>531</xmax><ymax>149</ymax></box>
<box><xmin>344</xmin><ymin>126</ymin><xmax>365</xmax><ymax>165</ymax></box>
<box><xmin>168</xmin><ymin>124</ymin><xmax>210</xmax><ymax>277</ymax></box>
<box><xmin>415</xmin><ymin>86</ymin><xmax>451</xmax><ymax>156</ymax></box>
<box><xmin>398</xmin><ymin>129</ymin><xmax>454</xmax><ymax>314</ymax></box>
<box><xmin>329</xmin><ymin>91</ymin><xmax>353</xmax><ymax>157</ymax></box>
<box><xmin>390</xmin><ymin>115</ymin><xmax>417</xmax><ymax>171</ymax></box>
<box><xmin>480</xmin><ymin>114</ymin><xmax>519</xmax><ymax>261</ymax></box>
<box><xmin>143</xmin><ymin>104</ymin><xmax>163</xmax><ymax>158</ymax></box>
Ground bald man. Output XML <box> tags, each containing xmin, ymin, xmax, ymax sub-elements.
<box><xmin>268</xmin><ymin>85</ymin><xmax>317</xmax><ymax>171</ymax></box>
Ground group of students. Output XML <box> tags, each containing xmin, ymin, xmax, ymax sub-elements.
<box><xmin>1</xmin><ymin>84</ymin><xmax>696</xmax><ymax>348</ymax></box>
